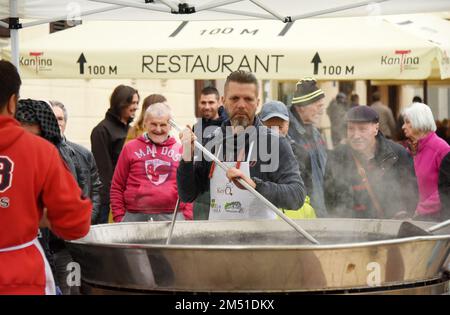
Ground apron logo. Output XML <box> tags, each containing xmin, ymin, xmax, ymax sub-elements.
<box><xmin>145</xmin><ymin>159</ymin><xmax>171</xmax><ymax>186</ymax></box>
<box><xmin>224</xmin><ymin>201</ymin><xmax>243</xmax><ymax>213</ymax></box>
<box><xmin>216</xmin><ymin>182</ymin><xmax>234</xmax><ymax>195</ymax></box>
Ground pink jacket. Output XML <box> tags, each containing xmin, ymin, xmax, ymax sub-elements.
<box><xmin>410</xmin><ymin>132</ymin><xmax>450</xmax><ymax>216</ymax></box>
<box><xmin>110</xmin><ymin>134</ymin><xmax>193</xmax><ymax>222</ymax></box>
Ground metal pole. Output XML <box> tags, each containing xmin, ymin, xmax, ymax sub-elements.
<box><xmin>366</xmin><ymin>80</ymin><xmax>372</xmax><ymax>105</ymax></box>
<box><xmin>9</xmin><ymin>0</ymin><xmax>19</xmax><ymax>69</ymax></box>
<box><xmin>423</xmin><ymin>80</ymin><xmax>428</xmax><ymax>104</ymax></box>
<box><xmin>90</xmin><ymin>0</ymin><xmax>171</xmax><ymax>13</ymax></box>
<box><xmin>427</xmin><ymin>219</ymin><xmax>450</xmax><ymax>233</ymax></box>
<box><xmin>169</xmin><ymin>119</ymin><xmax>320</xmax><ymax>245</ymax></box>
<box><xmin>21</xmin><ymin>6</ymin><xmax>122</xmax><ymax>28</ymax></box>
<box><xmin>291</xmin><ymin>0</ymin><xmax>388</xmax><ymax>21</ymax></box>
<box><xmin>196</xmin><ymin>0</ymin><xmax>244</xmax><ymax>12</ymax></box>
<box><xmin>249</xmin><ymin>0</ymin><xmax>286</xmax><ymax>22</ymax></box>
<box><xmin>210</xmin><ymin>8</ymin><xmax>272</xmax><ymax>20</ymax></box>
<box><xmin>158</xmin><ymin>0</ymin><xmax>180</xmax><ymax>12</ymax></box>
<box><xmin>166</xmin><ymin>198</ymin><xmax>180</xmax><ymax>245</ymax></box>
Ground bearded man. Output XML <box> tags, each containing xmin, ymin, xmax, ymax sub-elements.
<box><xmin>177</xmin><ymin>70</ymin><xmax>305</xmax><ymax>220</ymax></box>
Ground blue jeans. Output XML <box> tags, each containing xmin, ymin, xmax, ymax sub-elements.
<box><xmin>97</xmin><ymin>203</ymin><xmax>110</xmax><ymax>224</ymax></box>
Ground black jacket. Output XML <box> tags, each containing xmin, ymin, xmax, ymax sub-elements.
<box><xmin>191</xmin><ymin>106</ymin><xmax>228</xmax><ymax>220</ymax></box>
<box><xmin>67</xmin><ymin>140</ymin><xmax>103</xmax><ymax>223</ymax></box>
<box><xmin>438</xmin><ymin>152</ymin><xmax>450</xmax><ymax>221</ymax></box>
<box><xmin>49</xmin><ymin>139</ymin><xmax>103</xmax><ymax>253</ymax></box>
<box><xmin>90</xmin><ymin>109</ymin><xmax>130</xmax><ymax>205</ymax></box>
<box><xmin>193</xmin><ymin>106</ymin><xmax>229</xmax><ymax>144</ymax></box>
<box><xmin>324</xmin><ymin>134</ymin><xmax>418</xmax><ymax>219</ymax></box>
<box><xmin>177</xmin><ymin>118</ymin><xmax>305</xmax><ymax>211</ymax></box>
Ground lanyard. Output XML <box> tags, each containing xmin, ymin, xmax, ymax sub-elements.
<box><xmin>208</xmin><ymin>142</ymin><xmax>254</xmax><ymax>179</ymax></box>
<box><xmin>351</xmin><ymin>152</ymin><xmax>385</xmax><ymax>218</ymax></box>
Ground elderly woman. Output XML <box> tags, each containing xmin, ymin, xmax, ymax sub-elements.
<box><xmin>125</xmin><ymin>93</ymin><xmax>167</xmax><ymax>144</ymax></box>
<box><xmin>402</xmin><ymin>102</ymin><xmax>450</xmax><ymax>221</ymax></box>
<box><xmin>110</xmin><ymin>102</ymin><xmax>192</xmax><ymax>222</ymax></box>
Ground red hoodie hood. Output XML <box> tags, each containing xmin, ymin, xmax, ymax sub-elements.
<box><xmin>0</xmin><ymin>116</ymin><xmax>26</xmax><ymax>151</ymax></box>
<box><xmin>136</xmin><ymin>133</ymin><xmax>177</xmax><ymax>147</ymax></box>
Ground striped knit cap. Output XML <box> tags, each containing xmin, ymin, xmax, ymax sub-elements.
<box><xmin>292</xmin><ymin>78</ymin><xmax>325</xmax><ymax>107</ymax></box>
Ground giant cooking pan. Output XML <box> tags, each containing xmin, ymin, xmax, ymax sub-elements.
<box><xmin>68</xmin><ymin>219</ymin><xmax>450</xmax><ymax>293</ymax></box>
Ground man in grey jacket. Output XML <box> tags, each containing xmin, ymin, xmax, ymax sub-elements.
<box><xmin>51</xmin><ymin>101</ymin><xmax>102</xmax><ymax>224</ymax></box>
<box><xmin>177</xmin><ymin>71</ymin><xmax>305</xmax><ymax>218</ymax></box>
<box><xmin>50</xmin><ymin>101</ymin><xmax>102</xmax><ymax>294</ymax></box>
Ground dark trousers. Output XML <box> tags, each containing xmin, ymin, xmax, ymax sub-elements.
<box><xmin>54</xmin><ymin>249</ymin><xmax>80</xmax><ymax>295</ymax></box>
<box><xmin>97</xmin><ymin>203</ymin><xmax>110</xmax><ymax>224</ymax></box>
<box><xmin>123</xmin><ymin>211</ymin><xmax>185</xmax><ymax>222</ymax></box>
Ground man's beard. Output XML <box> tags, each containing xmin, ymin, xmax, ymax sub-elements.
<box><xmin>202</xmin><ymin>110</ymin><xmax>215</xmax><ymax>119</ymax></box>
<box><xmin>231</xmin><ymin>115</ymin><xmax>251</xmax><ymax>129</ymax></box>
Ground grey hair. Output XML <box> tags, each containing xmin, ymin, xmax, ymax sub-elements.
<box><xmin>144</xmin><ymin>102</ymin><xmax>172</xmax><ymax>120</ymax></box>
<box><xmin>49</xmin><ymin>100</ymin><xmax>68</xmax><ymax>122</ymax></box>
<box><xmin>402</xmin><ymin>102</ymin><xmax>436</xmax><ymax>133</ymax></box>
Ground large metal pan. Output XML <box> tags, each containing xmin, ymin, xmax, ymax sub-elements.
<box><xmin>68</xmin><ymin>219</ymin><xmax>450</xmax><ymax>293</ymax></box>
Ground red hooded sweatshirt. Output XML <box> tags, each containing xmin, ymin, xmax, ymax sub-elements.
<box><xmin>0</xmin><ymin>116</ymin><xmax>92</xmax><ymax>295</ymax></box>
<box><xmin>110</xmin><ymin>134</ymin><xmax>193</xmax><ymax>222</ymax></box>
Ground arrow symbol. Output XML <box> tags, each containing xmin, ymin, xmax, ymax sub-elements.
<box><xmin>77</xmin><ymin>53</ymin><xmax>87</xmax><ymax>74</ymax></box>
<box><xmin>311</xmin><ymin>52</ymin><xmax>322</xmax><ymax>75</ymax></box>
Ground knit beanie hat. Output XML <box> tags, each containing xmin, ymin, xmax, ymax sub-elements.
<box><xmin>292</xmin><ymin>78</ymin><xmax>325</xmax><ymax>107</ymax></box>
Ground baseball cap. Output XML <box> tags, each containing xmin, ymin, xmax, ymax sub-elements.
<box><xmin>259</xmin><ymin>100</ymin><xmax>289</xmax><ymax>122</ymax></box>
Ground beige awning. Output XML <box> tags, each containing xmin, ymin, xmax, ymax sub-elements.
<box><xmin>2</xmin><ymin>14</ymin><xmax>449</xmax><ymax>80</ymax></box>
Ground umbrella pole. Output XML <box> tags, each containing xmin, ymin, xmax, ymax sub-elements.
<box><xmin>9</xmin><ymin>0</ymin><xmax>20</xmax><ymax>69</ymax></box>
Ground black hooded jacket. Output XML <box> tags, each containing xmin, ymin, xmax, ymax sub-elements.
<box><xmin>90</xmin><ymin>109</ymin><xmax>131</xmax><ymax>205</ymax></box>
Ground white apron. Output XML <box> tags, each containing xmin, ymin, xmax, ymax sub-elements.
<box><xmin>0</xmin><ymin>235</ymin><xmax>56</xmax><ymax>295</ymax></box>
<box><xmin>209</xmin><ymin>143</ymin><xmax>276</xmax><ymax>220</ymax></box>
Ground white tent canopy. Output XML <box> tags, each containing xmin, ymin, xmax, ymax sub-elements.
<box><xmin>1</xmin><ymin>0</ymin><xmax>450</xmax><ymax>22</ymax></box>
<box><xmin>2</xmin><ymin>14</ymin><xmax>450</xmax><ymax>80</ymax></box>
<box><xmin>1</xmin><ymin>0</ymin><xmax>450</xmax><ymax>69</ymax></box>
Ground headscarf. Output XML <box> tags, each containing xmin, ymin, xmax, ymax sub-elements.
<box><xmin>15</xmin><ymin>98</ymin><xmax>62</xmax><ymax>146</ymax></box>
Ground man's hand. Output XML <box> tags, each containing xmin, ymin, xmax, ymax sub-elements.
<box><xmin>39</xmin><ymin>208</ymin><xmax>52</xmax><ymax>229</ymax></box>
<box><xmin>179</xmin><ymin>125</ymin><xmax>196</xmax><ymax>161</ymax></box>
<box><xmin>226</xmin><ymin>167</ymin><xmax>256</xmax><ymax>190</ymax></box>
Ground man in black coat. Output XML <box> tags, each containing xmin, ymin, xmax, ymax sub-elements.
<box><xmin>90</xmin><ymin>85</ymin><xmax>139</xmax><ymax>223</ymax></box>
<box><xmin>324</xmin><ymin>106</ymin><xmax>418</xmax><ymax>219</ymax></box>
<box><xmin>51</xmin><ymin>101</ymin><xmax>102</xmax><ymax>224</ymax></box>
<box><xmin>192</xmin><ymin>86</ymin><xmax>228</xmax><ymax>220</ymax></box>
<box><xmin>50</xmin><ymin>101</ymin><xmax>102</xmax><ymax>295</ymax></box>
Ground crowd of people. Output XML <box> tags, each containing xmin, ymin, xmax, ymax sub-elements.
<box><xmin>1</xmin><ymin>59</ymin><xmax>450</xmax><ymax>295</ymax></box>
